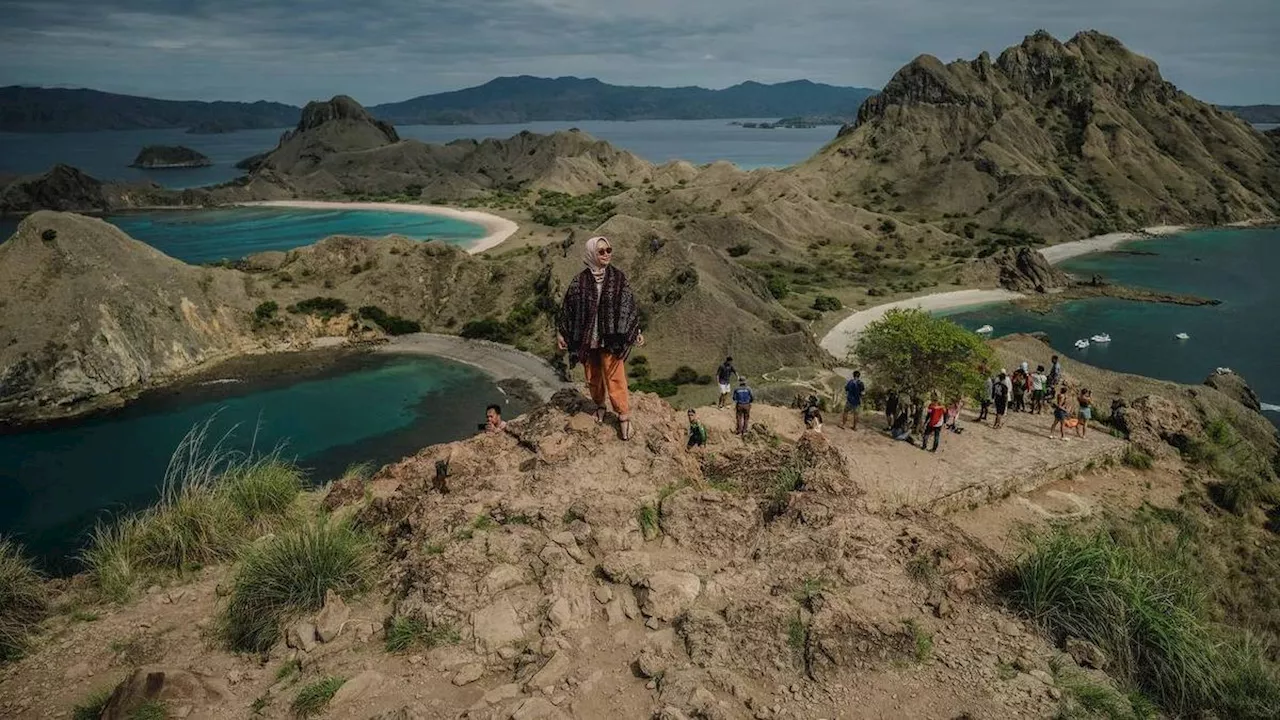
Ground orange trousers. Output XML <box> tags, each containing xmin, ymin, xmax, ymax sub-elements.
<box><xmin>582</xmin><ymin>349</ymin><xmax>631</xmax><ymax>420</ymax></box>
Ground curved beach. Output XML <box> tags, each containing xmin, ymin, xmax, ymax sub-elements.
<box><xmin>820</xmin><ymin>289</ymin><xmax>1025</xmax><ymax>359</ymax></box>
<box><xmin>237</xmin><ymin>200</ymin><xmax>519</xmax><ymax>254</ymax></box>
<box><xmin>1038</xmin><ymin>225</ymin><xmax>1188</xmax><ymax>265</ymax></box>
<box><xmin>380</xmin><ymin>333</ymin><xmax>570</xmax><ymax>401</ymax></box>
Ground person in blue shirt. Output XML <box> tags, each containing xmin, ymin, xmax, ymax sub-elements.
<box><xmin>840</xmin><ymin>370</ymin><xmax>866</xmax><ymax>430</ymax></box>
<box><xmin>732</xmin><ymin>377</ymin><xmax>754</xmax><ymax>436</ymax></box>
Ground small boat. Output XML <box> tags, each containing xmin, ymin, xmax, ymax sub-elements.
<box><xmin>1074</xmin><ymin>339</ymin><xmax>1090</xmax><ymax>349</ymax></box>
<box><xmin>1090</xmin><ymin>333</ymin><xmax>1111</xmax><ymax>343</ymax></box>
<box><xmin>976</xmin><ymin>325</ymin><xmax>994</xmax><ymax>335</ymax></box>
<box><xmin>1175</xmin><ymin>332</ymin><xmax>1190</xmax><ymax>340</ymax></box>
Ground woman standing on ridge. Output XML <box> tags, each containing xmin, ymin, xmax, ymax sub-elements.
<box><xmin>557</xmin><ymin>236</ymin><xmax>645</xmax><ymax>440</ymax></box>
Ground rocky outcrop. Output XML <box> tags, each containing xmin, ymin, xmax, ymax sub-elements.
<box><xmin>258</xmin><ymin>95</ymin><xmax>400</xmax><ymax>176</ymax></box>
<box><xmin>0</xmin><ymin>164</ymin><xmax>110</xmax><ymax>213</ymax></box>
<box><xmin>0</xmin><ymin>212</ymin><xmax>259</xmax><ymax>421</ymax></box>
<box><xmin>1205</xmin><ymin>368</ymin><xmax>1262</xmax><ymax>413</ymax></box>
<box><xmin>981</xmin><ymin>247</ymin><xmax>1070</xmax><ymax>292</ymax></box>
<box><xmin>129</xmin><ymin>145</ymin><xmax>212</xmax><ymax>169</ymax></box>
<box><xmin>101</xmin><ymin>666</ymin><xmax>233</xmax><ymax>720</ymax></box>
<box><xmin>813</xmin><ymin>30</ymin><xmax>1280</xmax><ymax>242</ymax></box>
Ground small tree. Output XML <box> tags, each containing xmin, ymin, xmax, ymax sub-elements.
<box><xmin>853</xmin><ymin>308</ymin><xmax>992</xmax><ymax>409</ymax></box>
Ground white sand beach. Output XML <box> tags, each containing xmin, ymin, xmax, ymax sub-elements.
<box><xmin>1038</xmin><ymin>224</ymin><xmax>1188</xmax><ymax>264</ymax></box>
<box><xmin>820</xmin><ymin>289</ymin><xmax>1025</xmax><ymax>360</ymax></box>
<box><xmin>237</xmin><ymin>200</ymin><xmax>519</xmax><ymax>254</ymax></box>
<box><xmin>381</xmin><ymin>333</ymin><xmax>570</xmax><ymax>401</ymax></box>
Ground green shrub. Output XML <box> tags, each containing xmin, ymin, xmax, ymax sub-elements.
<box><xmin>222</xmin><ymin>459</ymin><xmax>303</xmax><ymax>530</ymax></box>
<box><xmin>727</xmin><ymin>244</ymin><xmax>752</xmax><ymax>257</ymax></box>
<box><xmin>812</xmin><ymin>295</ymin><xmax>842</xmax><ymax>312</ymax></box>
<box><xmin>1009</xmin><ymin>526</ymin><xmax>1280</xmax><ymax>716</ymax></box>
<box><xmin>459</xmin><ymin>318</ymin><xmax>513</xmax><ymax>343</ymax></box>
<box><xmin>384</xmin><ymin>616</ymin><xmax>460</xmax><ymax>653</ymax></box>
<box><xmin>83</xmin><ymin>516</ymin><xmax>144</xmax><ymax>602</ymax></box>
<box><xmin>358</xmin><ymin>305</ymin><xmax>422</xmax><ymax>336</ymax></box>
<box><xmin>291</xmin><ymin>677</ymin><xmax>346</xmax><ymax>718</ymax></box>
<box><xmin>135</xmin><ymin>480</ymin><xmax>238</xmax><ymax>571</ymax></box>
<box><xmin>1122</xmin><ymin>445</ymin><xmax>1154</xmax><ymax>470</ymax></box>
<box><xmin>0</xmin><ymin>539</ymin><xmax>48</xmax><ymax>662</ymax></box>
<box><xmin>220</xmin><ymin>519</ymin><xmax>375</xmax><ymax>652</ymax></box>
<box><xmin>71</xmin><ymin>689</ymin><xmax>113</xmax><ymax>720</ymax></box>
<box><xmin>670</xmin><ymin>366</ymin><xmax>700</xmax><ymax>385</ymax></box>
<box><xmin>287</xmin><ymin>297</ymin><xmax>348</xmax><ymax>319</ymax></box>
<box><xmin>766</xmin><ymin>276</ymin><xmax>790</xmax><ymax>300</ymax></box>
<box><xmin>631</xmin><ymin>379</ymin><xmax>678</xmax><ymax>397</ymax></box>
<box><xmin>252</xmin><ymin>301</ymin><xmax>279</xmax><ymax>327</ymax></box>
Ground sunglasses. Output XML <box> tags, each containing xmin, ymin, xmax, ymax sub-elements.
<box><xmin>597</xmin><ymin>247</ymin><xmax>613</xmax><ymax>256</ymax></box>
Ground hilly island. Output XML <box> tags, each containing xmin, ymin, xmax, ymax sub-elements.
<box><xmin>2</xmin><ymin>30</ymin><xmax>1280</xmax><ymax>720</ymax></box>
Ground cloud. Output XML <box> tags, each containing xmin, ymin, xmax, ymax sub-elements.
<box><xmin>0</xmin><ymin>0</ymin><xmax>1275</xmax><ymax>104</ymax></box>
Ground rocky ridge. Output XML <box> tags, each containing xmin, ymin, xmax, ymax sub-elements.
<box><xmin>129</xmin><ymin>145</ymin><xmax>212</xmax><ymax>169</ymax></box>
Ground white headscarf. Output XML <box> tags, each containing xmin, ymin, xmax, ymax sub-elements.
<box><xmin>583</xmin><ymin>236</ymin><xmax>610</xmax><ymax>280</ymax></box>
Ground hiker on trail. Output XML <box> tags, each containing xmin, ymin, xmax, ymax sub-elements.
<box><xmin>1010</xmin><ymin>366</ymin><xmax>1028</xmax><ymax>413</ymax></box>
<box><xmin>803</xmin><ymin>395</ymin><xmax>824</xmax><ymax>432</ymax></box>
<box><xmin>884</xmin><ymin>388</ymin><xmax>900</xmax><ymax>427</ymax></box>
<box><xmin>922</xmin><ymin>395</ymin><xmax>946</xmax><ymax>452</ymax></box>
<box><xmin>890</xmin><ymin>408</ymin><xmax>913</xmax><ymax>442</ymax></box>
<box><xmin>556</xmin><ymin>235</ymin><xmax>645</xmax><ymax>441</ymax></box>
<box><xmin>1047</xmin><ymin>355</ymin><xmax>1063</xmax><ymax>392</ymax></box>
<box><xmin>1049</xmin><ymin>386</ymin><xmax>1070</xmax><ymax>440</ymax></box>
<box><xmin>732</xmin><ymin>377</ymin><xmax>754</xmax><ymax>435</ymax></box>
<box><xmin>945</xmin><ymin>397</ymin><xmax>964</xmax><ymax>434</ymax></box>
<box><xmin>841</xmin><ymin>370</ymin><xmax>866</xmax><ymax>430</ymax></box>
<box><xmin>991</xmin><ymin>369</ymin><xmax>1012</xmax><ymax>429</ymax></box>
<box><xmin>687</xmin><ymin>409</ymin><xmax>708</xmax><ymax>449</ymax></box>
<box><xmin>1076</xmin><ymin>388</ymin><xmax>1093</xmax><ymax>438</ymax></box>
<box><xmin>1031</xmin><ymin>365</ymin><xmax>1048</xmax><ymax>414</ymax></box>
<box><xmin>483</xmin><ymin>404</ymin><xmax>507</xmax><ymax>434</ymax></box>
<box><xmin>978</xmin><ymin>372</ymin><xmax>993</xmax><ymax>422</ymax></box>
<box><xmin>716</xmin><ymin>357</ymin><xmax>738</xmax><ymax>409</ymax></box>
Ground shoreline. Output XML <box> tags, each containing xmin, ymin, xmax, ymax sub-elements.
<box><xmin>236</xmin><ymin>200</ymin><xmax>520</xmax><ymax>254</ymax></box>
<box><xmin>1037</xmin><ymin>224</ymin><xmax>1189</xmax><ymax>265</ymax></box>
<box><xmin>379</xmin><ymin>333</ymin><xmax>570</xmax><ymax>402</ymax></box>
<box><xmin>819</xmin><ymin>289</ymin><xmax>1025</xmax><ymax>359</ymax></box>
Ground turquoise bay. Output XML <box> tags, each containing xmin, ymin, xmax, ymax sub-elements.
<box><xmin>0</xmin><ymin>353</ymin><xmax>528</xmax><ymax>572</ymax></box>
<box><xmin>948</xmin><ymin>227</ymin><xmax>1280</xmax><ymax>427</ymax></box>
<box><xmin>0</xmin><ymin>206</ymin><xmax>488</xmax><ymax>264</ymax></box>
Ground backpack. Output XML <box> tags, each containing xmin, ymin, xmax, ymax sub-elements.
<box><xmin>690</xmin><ymin>423</ymin><xmax>708</xmax><ymax>444</ymax></box>
<box><xmin>992</xmin><ymin>380</ymin><xmax>1008</xmax><ymax>401</ymax></box>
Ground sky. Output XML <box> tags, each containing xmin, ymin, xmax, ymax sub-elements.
<box><xmin>1</xmin><ymin>0</ymin><xmax>1276</xmax><ymax>106</ymax></box>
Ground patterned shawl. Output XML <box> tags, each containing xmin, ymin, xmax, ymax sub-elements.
<box><xmin>557</xmin><ymin>265</ymin><xmax>641</xmax><ymax>366</ymax></box>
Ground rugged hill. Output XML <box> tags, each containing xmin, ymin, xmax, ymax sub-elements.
<box><xmin>129</xmin><ymin>145</ymin><xmax>212</xmax><ymax>169</ymax></box>
<box><xmin>804</xmin><ymin>31</ymin><xmax>1280</xmax><ymax>241</ymax></box>
<box><xmin>1223</xmin><ymin>104</ymin><xmax>1280</xmax><ymax>124</ymax></box>
<box><xmin>0</xmin><ymin>86</ymin><xmax>298</xmax><ymax>133</ymax></box>
<box><xmin>0</xmin><ymin>212</ymin><xmax>260</xmax><ymax>420</ymax></box>
<box><xmin>371</xmin><ymin>76</ymin><xmax>876</xmax><ymax>125</ymax></box>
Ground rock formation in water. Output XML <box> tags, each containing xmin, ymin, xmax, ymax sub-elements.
<box><xmin>0</xmin><ymin>164</ymin><xmax>111</xmax><ymax>213</ymax></box>
<box><xmin>810</xmin><ymin>30</ymin><xmax>1280</xmax><ymax>241</ymax></box>
<box><xmin>129</xmin><ymin>145</ymin><xmax>213</xmax><ymax>169</ymax></box>
<box><xmin>971</xmin><ymin>247</ymin><xmax>1071</xmax><ymax>292</ymax></box>
<box><xmin>0</xmin><ymin>212</ymin><xmax>260</xmax><ymax>420</ymax></box>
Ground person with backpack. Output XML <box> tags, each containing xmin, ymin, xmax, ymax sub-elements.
<box><xmin>686</xmin><ymin>409</ymin><xmax>708</xmax><ymax>449</ymax></box>
<box><xmin>978</xmin><ymin>372</ymin><xmax>993</xmax><ymax>422</ymax></box>
<box><xmin>840</xmin><ymin>370</ymin><xmax>866</xmax><ymax>430</ymax></box>
<box><xmin>922</xmin><ymin>395</ymin><xmax>946</xmax><ymax>452</ymax></box>
<box><xmin>732</xmin><ymin>377</ymin><xmax>754</xmax><ymax>436</ymax></box>
<box><xmin>991</xmin><ymin>369</ymin><xmax>1012</xmax><ymax>429</ymax></box>
<box><xmin>802</xmin><ymin>396</ymin><xmax>824</xmax><ymax>432</ymax></box>
<box><xmin>1046</xmin><ymin>355</ymin><xmax>1063</xmax><ymax>393</ymax></box>
<box><xmin>1010</xmin><ymin>367</ymin><xmax>1027</xmax><ymax>413</ymax></box>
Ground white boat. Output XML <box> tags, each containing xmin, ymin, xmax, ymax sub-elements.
<box><xmin>1074</xmin><ymin>339</ymin><xmax>1090</xmax><ymax>349</ymax></box>
<box><xmin>1090</xmin><ymin>333</ymin><xmax>1111</xmax><ymax>343</ymax></box>
<box><xmin>976</xmin><ymin>325</ymin><xmax>994</xmax><ymax>335</ymax></box>
<box><xmin>1175</xmin><ymin>332</ymin><xmax>1190</xmax><ymax>340</ymax></box>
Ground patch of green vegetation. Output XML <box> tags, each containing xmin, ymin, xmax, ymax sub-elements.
<box><xmin>357</xmin><ymin>305</ymin><xmax>421</xmax><ymax>336</ymax></box>
<box><xmin>764</xmin><ymin>464</ymin><xmax>803</xmax><ymax>521</ymax></box>
<box><xmin>853</xmin><ymin>308</ymin><xmax>994</xmax><ymax>407</ymax></box>
<box><xmin>275</xmin><ymin>658</ymin><xmax>302</xmax><ymax>684</ymax></box>
<box><xmin>1121</xmin><ymin>445</ymin><xmax>1153</xmax><ymax>470</ymax></box>
<box><xmin>471</xmin><ymin>515</ymin><xmax>498</xmax><ymax>532</ymax></box>
<box><xmin>222</xmin><ymin>459</ymin><xmax>303</xmax><ymax>531</ymax></box>
<box><xmin>252</xmin><ymin>301</ymin><xmax>279</xmax><ymax>329</ymax></box>
<box><xmin>903</xmin><ymin>619</ymin><xmax>934</xmax><ymax>663</ymax></box>
<box><xmin>0</xmin><ymin>538</ymin><xmax>48</xmax><ymax>662</ymax></box>
<box><xmin>286</xmin><ymin>297</ymin><xmax>348</xmax><ymax>319</ymax></box>
<box><xmin>1009</xmin><ymin>524</ymin><xmax>1280</xmax><ymax>717</ymax></box>
<box><xmin>727</xmin><ymin>243</ymin><xmax>752</xmax><ymax>257</ymax></box>
<box><xmin>384</xmin><ymin>616</ymin><xmax>460</xmax><ymax>653</ymax></box>
<box><xmin>219</xmin><ymin>519</ymin><xmax>375</xmax><ymax>652</ymax></box>
<box><xmin>127</xmin><ymin>700</ymin><xmax>167</xmax><ymax>720</ymax></box>
<box><xmin>70</xmin><ymin>609</ymin><xmax>100</xmax><ymax>622</ymax></box>
<box><xmin>72</xmin><ymin>689</ymin><xmax>112</xmax><ymax>720</ymax></box>
<box><xmin>766</xmin><ymin>275</ymin><xmax>790</xmax><ymax>300</ymax></box>
<box><xmin>530</xmin><ymin>187</ymin><xmax>621</xmax><ymax>227</ymax></box>
<box><xmin>637</xmin><ymin>505</ymin><xmax>661</xmax><ymax>540</ymax></box>
<box><xmin>786</xmin><ymin>614</ymin><xmax>807</xmax><ymax>650</ymax></box>
<box><xmin>1050</xmin><ymin>657</ymin><xmax>1154</xmax><ymax>720</ymax></box>
<box><xmin>291</xmin><ymin>676</ymin><xmax>346</xmax><ymax>719</ymax></box>
<box><xmin>811</xmin><ymin>295</ymin><xmax>842</xmax><ymax>312</ymax></box>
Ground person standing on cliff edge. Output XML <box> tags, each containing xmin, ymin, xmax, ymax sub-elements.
<box><xmin>557</xmin><ymin>236</ymin><xmax>644</xmax><ymax>441</ymax></box>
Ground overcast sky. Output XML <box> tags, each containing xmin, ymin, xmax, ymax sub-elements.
<box><xmin>1</xmin><ymin>0</ymin><xmax>1276</xmax><ymax>106</ymax></box>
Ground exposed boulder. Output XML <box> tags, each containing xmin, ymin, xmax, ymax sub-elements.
<box><xmin>0</xmin><ymin>164</ymin><xmax>109</xmax><ymax>213</ymax></box>
<box><xmin>101</xmin><ymin>666</ymin><xmax>233</xmax><ymax>720</ymax></box>
<box><xmin>982</xmin><ymin>247</ymin><xmax>1071</xmax><ymax>292</ymax></box>
<box><xmin>1204</xmin><ymin>368</ymin><xmax>1262</xmax><ymax>413</ymax></box>
<box><xmin>129</xmin><ymin>145</ymin><xmax>212</xmax><ymax>169</ymax></box>
<box><xmin>1111</xmin><ymin>394</ymin><xmax>1201</xmax><ymax>457</ymax></box>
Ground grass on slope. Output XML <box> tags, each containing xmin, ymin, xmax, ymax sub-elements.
<box><xmin>1009</xmin><ymin>518</ymin><xmax>1280</xmax><ymax>718</ymax></box>
<box><xmin>0</xmin><ymin>538</ymin><xmax>48</xmax><ymax>662</ymax></box>
<box><xmin>219</xmin><ymin>518</ymin><xmax>375</xmax><ymax>652</ymax></box>
<box><xmin>82</xmin><ymin>423</ymin><xmax>305</xmax><ymax>602</ymax></box>
<box><xmin>291</xmin><ymin>676</ymin><xmax>346</xmax><ymax>718</ymax></box>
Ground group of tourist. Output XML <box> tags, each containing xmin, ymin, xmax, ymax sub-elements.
<box><xmin>477</xmin><ymin>234</ymin><xmax>1098</xmax><ymax>454</ymax></box>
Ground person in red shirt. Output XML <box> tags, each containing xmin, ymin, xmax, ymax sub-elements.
<box><xmin>922</xmin><ymin>395</ymin><xmax>946</xmax><ymax>452</ymax></box>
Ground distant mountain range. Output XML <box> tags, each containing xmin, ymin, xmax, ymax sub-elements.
<box><xmin>1221</xmin><ymin>105</ymin><xmax>1280</xmax><ymax>124</ymax></box>
<box><xmin>0</xmin><ymin>77</ymin><xmax>877</xmax><ymax>132</ymax></box>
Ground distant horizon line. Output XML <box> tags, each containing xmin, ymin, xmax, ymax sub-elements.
<box><xmin>0</xmin><ymin>75</ymin><xmax>882</xmax><ymax>109</ymax></box>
